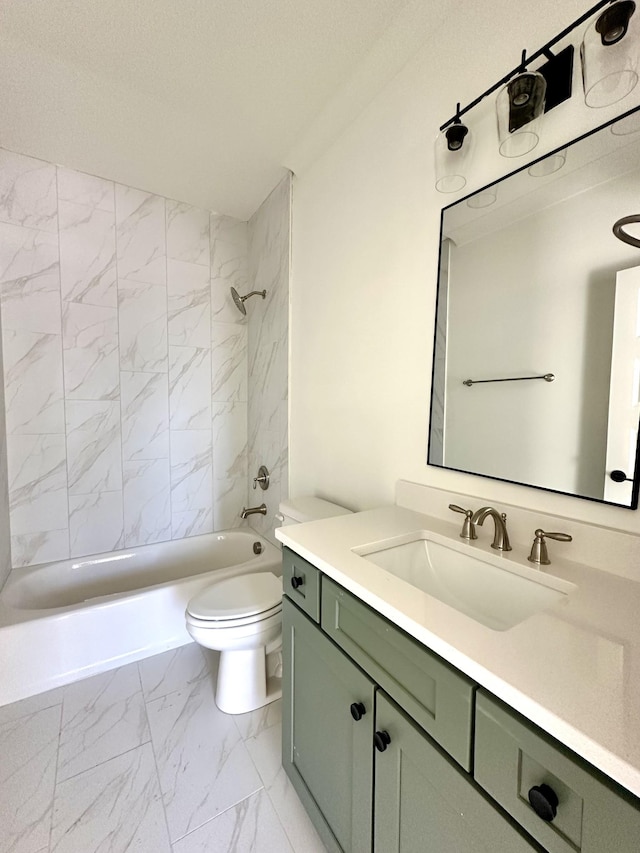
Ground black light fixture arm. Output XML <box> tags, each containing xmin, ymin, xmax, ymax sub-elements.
<box><xmin>439</xmin><ymin>0</ymin><xmax>611</xmax><ymax>131</ymax></box>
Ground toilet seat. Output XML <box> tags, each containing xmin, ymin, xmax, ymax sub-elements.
<box><xmin>186</xmin><ymin>572</ymin><xmax>282</xmax><ymax>623</ymax></box>
<box><xmin>185</xmin><ymin>603</ymin><xmax>282</xmax><ymax>631</ymax></box>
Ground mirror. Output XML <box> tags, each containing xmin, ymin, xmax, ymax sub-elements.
<box><xmin>429</xmin><ymin>108</ymin><xmax>640</xmax><ymax>508</ymax></box>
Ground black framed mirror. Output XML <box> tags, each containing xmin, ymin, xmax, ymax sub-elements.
<box><xmin>428</xmin><ymin>107</ymin><xmax>640</xmax><ymax>509</ymax></box>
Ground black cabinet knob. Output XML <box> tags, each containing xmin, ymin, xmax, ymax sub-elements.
<box><xmin>528</xmin><ymin>784</ymin><xmax>559</xmax><ymax>821</ymax></box>
<box><xmin>350</xmin><ymin>702</ymin><xmax>366</xmax><ymax>721</ymax></box>
<box><xmin>374</xmin><ymin>731</ymin><xmax>391</xmax><ymax>752</ymax></box>
<box><xmin>290</xmin><ymin>575</ymin><xmax>304</xmax><ymax>589</ymax></box>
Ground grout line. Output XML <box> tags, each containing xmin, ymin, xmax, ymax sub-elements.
<box><xmin>137</xmin><ymin>657</ymin><xmax>174</xmax><ymax>849</ymax></box>
<box><xmin>170</xmin><ymin>786</ymin><xmax>266</xmax><ymax>846</ymax></box>
<box><xmin>110</xmin><ymin>178</ymin><xmax>127</xmax><ymax>554</ymax></box>
<box><xmin>55</xmin><ymin>164</ymin><xmax>72</xmax><ymax>564</ymax></box>
<box><xmin>166</xmin><ymin>198</ymin><xmax>175</xmax><ymax>543</ymax></box>
<box><xmin>54</xmin><ymin>736</ymin><xmax>153</xmax><ymax>787</ymax></box>
<box><xmin>46</xmin><ymin>698</ymin><xmax>64</xmax><ymax>853</ymax></box>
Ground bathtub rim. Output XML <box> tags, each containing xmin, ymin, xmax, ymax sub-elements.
<box><xmin>0</xmin><ymin>528</ymin><xmax>282</xmax><ymax>624</ymax></box>
<box><xmin>0</xmin><ymin>529</ymin><xmax>283</xmax><ymax>707</ymax></box>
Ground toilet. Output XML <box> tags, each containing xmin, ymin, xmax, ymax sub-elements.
<box><xmin>185</xmin><ymin>496</ymin><xmax>352</xmax><ymax>714</ymax></box>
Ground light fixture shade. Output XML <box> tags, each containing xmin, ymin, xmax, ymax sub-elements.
<box><xmin>434</xmin><ymin>121</ymin><xmax>472</xmax><ymax>193</ymax></box>
<box><xmin>611</xmin><ymin>108</ymin><xmax>640</xmax><ymax>134</ymax></box>
<box><xmin>467</xmin><ymin>185</ymin><xmax>498</xmax><ymax>208</ymax></box>
<box><xmin>581</xmin><ymin>0</ymin><xmax>639</xmax><ymax>107</ymax></box>
<box><xmin>528</xmin><ymin>148</ymin><xmax>567</xmax><ymax>177</ymax></box>
<box><xmin>496</xmin><ymin>71</ymin><xmax>547</xmax><ymax>157</ymax></box>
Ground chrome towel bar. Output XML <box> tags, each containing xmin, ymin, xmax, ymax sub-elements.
<box><xmin>463</xmin><ymin>373</ymin><xmax>554</xmax><ymax>387</ymax></box>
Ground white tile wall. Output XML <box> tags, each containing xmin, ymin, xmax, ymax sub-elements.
<box><xmin>0</xmin><ymin>149</ymin><xmax>264</xmax><ymax>568</ymax></box>
<box><xmin>0</xmin><ymin>337</ymin><xmax>10</xmax><ymax>589</ymax></box>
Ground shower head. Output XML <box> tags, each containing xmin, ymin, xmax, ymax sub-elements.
<box><xmin>230</xmin><ymin>287</ymin><xmax>267</xmax><ymax>316</ymax></box>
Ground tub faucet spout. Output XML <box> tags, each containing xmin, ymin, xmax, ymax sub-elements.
<box><xmin>241</xmin><ymin>503</ymin><xmax>267</xmax><ymax>519</ymax></box>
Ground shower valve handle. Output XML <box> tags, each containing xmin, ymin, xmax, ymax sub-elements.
<box><xmin>252</xmin><ymin>466</ymin><xmax>270</xmax><ymax>491</ymax></box>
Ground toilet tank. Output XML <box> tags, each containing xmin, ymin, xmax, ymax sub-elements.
<box><xmin>276</xmin><ymin>496</ymin><xmax>352</xmax><ymax>526</ymax></box>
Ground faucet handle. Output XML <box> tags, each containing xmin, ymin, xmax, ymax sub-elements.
<box><xmin>528</xmin><ymin>529</ymin><xmax>572</xmax><ymax>566</ymax></box>
<box><xmin>448</xmin><ymin>504</ymin><xmax>478</xmax><ymax>540</ymax></box>
<box><xmin>252</xmin><ymin>465</ymin><xmax>270</xmax><ymax>491</ymax></box>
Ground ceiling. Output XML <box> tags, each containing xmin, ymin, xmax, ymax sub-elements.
<box><xmin>0</xmin><ymin>0</ymin><xmax>452</xmax><ymax>219</ymax></box>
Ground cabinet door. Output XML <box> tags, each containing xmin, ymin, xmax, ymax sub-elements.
<box><xmin>282</xmin><ymin>596</ymin><xmax>375</xmax><ymax>853</ymax></box>
<box><xmin>373</xmin><ymin>693</ymin><xmax>543</xmax><ymax>853</ymax></box>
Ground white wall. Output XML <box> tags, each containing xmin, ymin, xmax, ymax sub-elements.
<box><xmin>290</xmin><ymin>0</ymin><xmax>640</xmax><ymax>533</ymax></box>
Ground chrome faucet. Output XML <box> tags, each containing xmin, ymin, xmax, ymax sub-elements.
<box><xmin>470</xmin><ymin>506</ymin><xmax>512</xmax><ymax>551</ymax></box>
<box><xmin>241</xmin><ymin>503</ymin><xmax>267</xmax><ymax>519</ymax></box>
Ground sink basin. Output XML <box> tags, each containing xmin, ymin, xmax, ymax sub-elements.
<box><xmin>353</xmin><ymin>531</ymin><xmax>577</xmax><ymax>631</ymax></box>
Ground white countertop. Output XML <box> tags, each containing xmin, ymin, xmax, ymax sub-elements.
<box><xmin>276</xmin><ymin>505</ymin><xmax>640</xmax><ymax>798</ymax></box>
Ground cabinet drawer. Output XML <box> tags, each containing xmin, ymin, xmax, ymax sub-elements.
<box><xmin>474</xmin><ymin>690</ymin><xmax>640</xmax><ymax>853</ymax></box>
<box><xmin>321</xmin><ymin>576</ymin><xmax>476</xmax><ymax>770</ymax></box>
<box><xmin>282</xmin><ymin>548</ymin><xmax>322</xmax><ymax>622</ymax></box>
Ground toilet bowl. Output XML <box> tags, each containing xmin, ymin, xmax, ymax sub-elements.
<box><xmin>185</xmin><ymin>572</ymin><xmax>283</xmax><ymax>714</ymax></box>
<box><xmin>185</xmin><ymin>496</ymin><xmax>352</xmax><ymax>715</ymax></box>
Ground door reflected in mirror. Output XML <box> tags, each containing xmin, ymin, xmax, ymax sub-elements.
<box><xmin>428</xmin><ymin>107</ymin><xmax>640</xmax><ymax>509</ymax></box>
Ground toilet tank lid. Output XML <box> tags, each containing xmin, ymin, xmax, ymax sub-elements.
<box><xmin>187</xmin><ymin>572</ymin><xmax>282</xmax><ymax>620</ymax></box>
<box><xmin>278</xmin><ymin>496</ymin><xmax>352</xmax><ymax>523</ymax></box>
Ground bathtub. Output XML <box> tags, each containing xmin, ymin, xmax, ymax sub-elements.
<box><xmin>0</xmin><ymin>529</ymin><xmax>281</xmax><ymax>707</ymax></box>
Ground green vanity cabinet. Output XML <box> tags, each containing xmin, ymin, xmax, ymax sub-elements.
<box><xmin>282</xmin><ymin>548</ymin><xmax>322</xmax><ymax>622</ymax></box>
<box><xmin>374</xmin><ymin>692</ymin><xmax>542</xmax><ymax>853</ymax></box>
<box><xmin>282</xmin><ymin>596</ymin><xmax>375</xmax><ymax>853</ymax></box>
<box><xmin>474</xmin><ymin>691</ymin><xmax>640</xmax><ymax>853</ymax></box>
<box><xmin>321</xmin><ymin>575</ymin><xmax>475</xmax><ymax>771</ymax></box>
<box><xmin>281</xmin><ymin>547</ymin><xmax>639</xmax><ymax>853</ymax></box>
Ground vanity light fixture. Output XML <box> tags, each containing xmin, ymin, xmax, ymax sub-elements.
<box><xmin>434</xmin><ymin>105</ymin><xmax>472</xmax><ymax>193</ymax></box>
<box><xmin>582</xmin><ymin>0</ymin><xmax>639</xmax><ymax>107</ymax></box>
<box><xmin>435</xmin><ymin>1</ymin><xmax>637</xmax><ymax>191</ymax></box>
<box><xmin>496</xmin><ymin>58</ymin><xmax>547</xmax><ymax>158</ymax></box>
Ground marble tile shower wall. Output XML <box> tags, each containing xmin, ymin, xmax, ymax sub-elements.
<box><xmin>247</xmin><ymin>177</ymin><xmax>290</xmax><ymax>546</ymax></box>
<box><xmin>0</xmin><ymin>340</ymin><xmax>9</xmax><ymax>588</ymax></box>
<box><xmin>0</xmin><ymin>148</ymin><xmax>250</xmax><ymax>568</ymax></box>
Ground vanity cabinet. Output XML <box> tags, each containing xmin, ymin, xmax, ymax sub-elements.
<box><xmin>374</xmin><ymin>691</ymin><xmax>541</xmax><ymax>853</ymax></box>
<box><xmin>282</xmin><ymin>596</ymin><xmax>375</xmax><ymax>853</ymax></box>
<box><xmin>282</xmin><ymin>548</ymin><xmax>541</xmax><ymax>853</ymax></box>
<box><xmin>474</xmin><ymin>691</ymin><xmax>640</xmax><ymax>853</ymax></box>
<box><xmin>321</xmin><ymin>575</ymin><xmax>475</xmax><ymax>771</ymax></box>
<box><xmin>281</xmin><ymin>547</ymin><xmax>640</xmax><ymax>853</ymax></box>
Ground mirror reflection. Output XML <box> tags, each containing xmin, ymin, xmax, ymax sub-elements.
<box><xmin>429</xmin><ymin>108</ymin><xmax>640</xmax><ymax>508</ymax></box>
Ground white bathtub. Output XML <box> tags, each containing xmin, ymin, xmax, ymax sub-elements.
<box><xmin>0</xmin><ymin>530</ymin><xmax>281</xmax><ymax>706</ymax></box>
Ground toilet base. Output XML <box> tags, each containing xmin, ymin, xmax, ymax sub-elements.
<box><xmin>216</xmin><ymin>647</ymin><xmax>282</xmax><ymax>714</ymax></box>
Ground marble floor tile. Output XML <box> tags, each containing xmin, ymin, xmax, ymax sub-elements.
<box><xmin>0</xmin><ymin>684</ymin><xmax>63</xmax><ymax>726</ymax></box>
<box><xmin>50</xmin><ymin>742</ymin><xmax>171</xmax><ymax>853</ymax></box>
<box><xmin>138</xmin><ymin>642</ymin><xmax>209</xmax><ymax>703</ymax></box>
<box><xmin>172</xmin><ymin>789</ymin><xmax>294</xmax><ymax>853</ymax></box>
<box><xmin>245</xmin><ymin>723</ymin><xmax>327</xmax><ymax>853</ymax></box>
<box><xmin>0</xmin><ymin>704</ymin><xmax>61</xmax><ymax>853</ymax></box>
<box><xmin>234</xmin><ymin>698</ymin><xmax>282</xmax><ymax>742</ymax></box>
<box><xmin>146</xmin><ymin>675</ymin><xmax>262</xmax><ymax>841</ymax></box>
<box><xmin>57</xmin><ymin>663</ymin><xmax>149</xmax><ymax>783</ymax></box>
